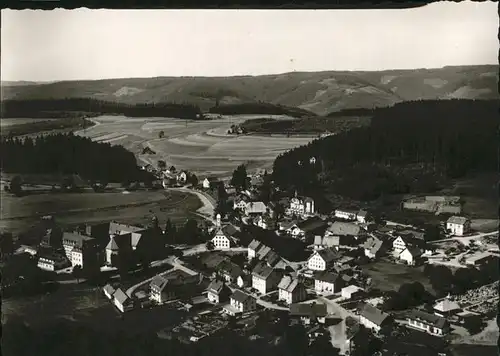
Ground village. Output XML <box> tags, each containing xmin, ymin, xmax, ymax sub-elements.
<box><xmin>6</xmin><ymin>163</ymin><xmax>499</xmax><ymax>356</ymax></box>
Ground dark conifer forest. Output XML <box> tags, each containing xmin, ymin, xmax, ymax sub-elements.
<box><xmin>0</xmin><ymin>133</ymin><xmax>143</xmax><ymax>182</ymax></box>
<box><xmin>208</xmin><ymin>102</ymin><xmax>313</xmax><ymax>117</ymax></box>
<box><xmin>2</xmin><ymin>98</ymin><xmax>203</xmax><ymax>120</ymax></box>
<box><xmin>272</xmin><ymin>99</ymin><xmax>499</xmax><ymax>206</ymax></box>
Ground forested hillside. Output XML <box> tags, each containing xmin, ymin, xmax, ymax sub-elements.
<box><xmin>272</xmin><ymin>99</ymin><xmax>498</xmax><ymax>207</ymax></box>
<box><xmin>0</xmin><ymin>133</ymin><xmax>143</xmax><ymax>182</ymax></box>
<box><xmin>1</xmin><ymin>98</ymin><xmax>202</xmax><ymax>120</ymax></box>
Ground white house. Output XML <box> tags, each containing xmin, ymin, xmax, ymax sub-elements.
<box><xmin>252</xmin><ymin>262</ymin><xmax>281</xmax><ymax>294</ymax></box>
<box><xmin>177</xmin><ymin>171</ymin><xmax>187</xmax><ymax>184</ymax></box>
<box><xmin>446</xmin><ymin>216</ymin><xmax>471</xmax><ymax>236</ymax></box>
<box><xmin>406</xmin><ymin>309</ymin><xmax>449</xmax><ymax>336</ymax></box>
<box><xmin>206</xmin><ymin>280</ymin><xmax>231</xmax><ymax>304</ymax></box>
<box><xmin>334</xmin><ymin>209</ymin><xmax>358</xmax><ymax>221</ymax></box>
<box><xmin>356</xmin><ymin>210</ymin><xmax>370</xmax><ymax>224</ymax></box>
<box><xmin>150</xmin><ymin>275</ymin><xmax>174</xmax><ymax>304</ymax></box>
<box><xmin>363</xmin><ymin>237</ymin><xmax>385</xmax><ymax>259</ymax></box>
<box><xmin>287</xmin><ymin>195</ymin><xmax>315</xmax><ymax>216</ymax></box>
<box><xmin>433</xmin><ymin>298</ymin><xmax>461</xmax><ymax>318</ymax></box>
<box><xmin>359</xmin><ymin>303</ymin><xmax>392</xmax><ymax>333</ymax></box>
<box><xmin>113</xmin><ymin>288</ymin><xmax>134</xmax><ymax>313</ymax></box>
<box><xmin>247</xmin><ymin>239</ymin><xmax>262</xmax><ymax>260</ymax></box>
<box><xmin>103</xmin><ymin>284</ymin><xmax>115</xmax><ymax>300</ymax></box>
<box><xmin>289</xmin><ymin>303</ymin><xmax>328</xmax><ymax>325</ymax></box>
<box><xmin>202</xmin><ymin>178</ymin><xmax>210</xmax><ymax>189</ymax></box>
<box><xmin>224</xmin><ymin>290</ymin><xmax>257</xmax><ymax>316</ymax></box>
<box><xmin>211</xmin><ymin>224</ymin><xmax>239</xmax><ymax>249</ymax></box>
<box><xmin>307</xmin><ymin>248</ymin><xmax>339</xmax><ymax>271</ymax></box>
<box><xmin>399</xmin><ymin>247</ymin><xmax>423</xmax><ymax>266</ymax></box>
<box><xmin>392</xmin><ymin>236</ymin><xmax>410</xmax><ymax>255</ymax></box>
<box><xmin>341</xmin><ymin>285</ymin><xmax>364</xmax><ymax>300</ymax></box>
<box><xmin>277</xmin><ymin>275</ymin><xmax>307</xmax><ymax>304</ymax></box>
<box><xmin>37</xmin><ymin>254</ymin><xmax>70</xmax><ymax>272</ymax></box>
<box><xmin>314</xmin><ymin>272</ymin><xmax>343</xmax><ymax>295</ymax></box>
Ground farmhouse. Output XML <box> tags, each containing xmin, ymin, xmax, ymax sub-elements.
<box><xmin>177</xmin><ymin>171</ymin><xmax>187</xmax><ymax>184</ymax></box>
<box><xmin>314</xmin><ymin>271</ymin><xmax>343</xmax><ymax>295</ymax></box>
<box><xmin>113</xmin><ymin>288</ymin><xmax>134</xmax><ymax>313</ymax></box>
<box><xmin>325</xmin><ymin>222</ymin><xmax>361</xmax><ymax>237</ymax></box>
<box><xmin>244</xmin><ymin>201</ymin><xmax>268</xmax><ymax>216</ymax></box>
<box><xmin>206</xmin><ymin>280</ymin><xmax>231</xmax><ymax>304</ymax></box>
<box><xmin>62</xmin><ymin>232</ymin><xmax>98</xmax><ymax>263</ymax></box>
<box><xmin>334</xmin><ymin>209</ymin><xmax>358</xmax><ymax>221</ymax></box>
<box><xmin>313</xmin><ymin>235</ymin><xmax>337</xmax><ymax>250</ymax></box>
<box><xmin>224</xmin><ymin>290</ymin><xmax>256</xmax><ymax>316</ymax></box>
<box><xmin>399</xmin><ymin>246</ymin><xmax>423</xmax><ymax>266</ymax></box>
<box><xmin>211</xmin><ymin>224</ymin><xmax>239</xmax><ymax>249</ymax></box>
<box><xmin>277</xmin><ymin>275</ymin><xmax>307</xmax><ymax>304</ymax></box>
<box><xmin>358</xmin><ymin>303</ymin><xmax>392</xmax><ymax>333</ymax></box>
<box><xmin>406</xmin><ymin>309</ymin><xmax>449</xmax><ymax>336</ymax></box>
<box><xmin>233</xmin><ymin>195</ymin><xmax>250</xmax><ymax>211</ymax></box>
<box><xmin>150</xmin><ymin>275</ymin><xmax>175</xmax><ymax>304</ymax></box>
<box><xmin>105</xmin><ymin>233</ymin><xmax>133</xmax><ymax>267</ymax></box>
<box><xmin>252</xmin><ymin>262</ymin><xmax>281</xmax><ymax>294</ymax></box>
<box><xmin>307</xmin><ymin>248</ymin><xmax>339</xmax><ymax>271</ymax></box>
<box><xmin>465</xmin><ymin>252</ymin><xmax>495</xmax><ymax>267</ymax></box>
<box><xmin>289</xmin><ymin>302</ymin><xmax>328</xmax><ymax>325</ymax></box>
<box><xmin>392</xmin><ymin>235</ymin><xmax>411</xmax><ymax>255</ymax></box>
<box><xmin>446</xmin><ymin>216</ymin><xmax>471</xmax><ymax>236</ymax></box>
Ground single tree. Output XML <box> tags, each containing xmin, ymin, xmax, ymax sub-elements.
<box><xmin>158</xmin><ymin>130</ymin><xmax>165</xmax><ymax>139</ymax></box>
<box><xmin>72</xmin><ymin>265</ymin><xmax>83</xmax><ymax>283</ymax></box>
<box><xmin>9</xmin><ymin>176</ymin><xmax>23</xmax><ymax>196</ymax></box>
<box><xmin>206</xmin><ymin>241</ymin><xmax>215</xmax><ymax>251</ymax></box>
<box><xmin>157</xmin><ymin>160</ymin><xmax>167</xmax><ymax>171</ymax></box>
<box><xmin>189</xmin><ymin>173</ymin><xmax>199</xmax><ymax>187</ymax></box>
<box><xmin>169</xmin><ymin>166</ymin><xmax>176</xmax><ymax>173</ymax></box>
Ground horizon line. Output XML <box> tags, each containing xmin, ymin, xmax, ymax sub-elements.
<box><xmin>2</xmin><ymin>63</ymin><xmax>497</xmax><ymax>84</ymax></box>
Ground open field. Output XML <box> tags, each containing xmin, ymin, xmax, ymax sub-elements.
<box><xmin>0</xmin><ymin>190</ymin><xmax>202</xmax><ymax>233</ymax></box>
<box><xmin>75</xmin><ymin>115</ymin><xmax>315</xmax><ymax>178</ymax></box>
<box><xmin>361</xmin><ymin>260</ymin><xmax>434</xmax><ymax>293</ymax></box>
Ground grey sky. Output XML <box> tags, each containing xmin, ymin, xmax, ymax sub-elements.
<box><xmin>1</xmin><ymin>2</ymin><xmax>497</xmax><ymax>81</ymax></box>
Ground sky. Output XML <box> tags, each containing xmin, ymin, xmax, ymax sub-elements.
<box><xmin>1</xmin><ymin>2</ymin><xmax>498</xmax><ymax>82</ymax></box>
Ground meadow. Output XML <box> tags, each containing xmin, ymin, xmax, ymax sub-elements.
<box><xmin>76</xmin><ymin>115</ymin><xmax>316</xmax><ymax>178</ymax></box>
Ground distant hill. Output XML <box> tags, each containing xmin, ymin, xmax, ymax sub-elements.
<box><xmin>1</xmin><ymin>65</ymin><xmax>497</xmax><ymax>115</ymax></box>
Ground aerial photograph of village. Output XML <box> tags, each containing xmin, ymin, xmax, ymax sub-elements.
<box><xmin>0</xmin><ymin>3</ymin><xmax>498</xmax><ymax>356</ymax></box>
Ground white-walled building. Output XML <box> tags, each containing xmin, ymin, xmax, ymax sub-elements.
<box><xmin>252</xmin><ymin>262</ymin><xmax>281</xmax><ymax>294</ymax></box>
<box><xmin>406</xmin><ymin>309</ymin><xmax>449</xmax><ymax>336</ymax></box>
<box><xmin>314</xmin><ymin>272</ymin><xmax>343</xmax><ymax>295</ymax></box>
<box><xmin>287</xmin><ymin>195</ymin><xmax>315</xmax><ymax>216</ymax></box>
<box><xmin>446</xmin><ymin>216</ymin><xmax>471</xmax><ymax>236</ymax></box>
<box><xmin>359</xmin><ymin>303</ymin><xmax>392</xmax><ymax>333</ymax></box>
<box><xmin>247</xmin><ymin>239</ymin><xmax>262</xmax><ymax>260</ymax></box>
<box><xmin>207</xmin><ymin>280</ymin><xmax>231</xmax><ymax>304</ymax></box>
<box><xmin>277</xmin><ymin>275</ymin><xmax>307</xmax><ymax>305</ymax></box>
<box><xmin>150</xmin><ymin>275</ymin><xmax>174</xmax><ymax>304</ymax></box>
<box><xmin>113</xmin><ymin>288</ymin><xmax>134</xmax><ymax>313</ymax></box>
<box><xmin>224</xmin><ymin>290</ymin><xmax>256</xmax><ymax>316</ymax></box>
<box><xmin>334</xmin><ymin>209</ymin><xmax>358</xmax><ymax>221</ymax></box>
<box><xmin>211</xmin><ymin>224</ymin><xmax>239</xmax><ymax>249</ymax></box>
<box><xmin>341</xmin><ymin>285</ymin><xmax>364</xmax><ymax>300</ymax></box>
<box><xmin>307</xmin><ymin>248</ymin><xmax>339</xmax><ymax>271</ymax></box>
<box><xmin>399</xmin><ymin>247</ymin><xmax>423</xmax><ymax>266</ymax></box>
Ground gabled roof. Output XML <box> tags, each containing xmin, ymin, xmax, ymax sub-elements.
<box><xmin>218</xmin><ymin>261</ymin><xmax>243</xmax><ymax>279</ymax></box>
<box><xmin>256</xmin><ymin>245</ymin><xmax>272</xmax><ymax>260</ymax></box>
<box><xmin>63</xmin><ymin>232</ymin><xmax>94</xmax><ymax>245</ymax></box>
<box><xmin>297</xmin><ymin>217</ymin><xmax>327</xmax><ymax>233</ymax></box>
<box><xmin>150</xmin><ymin>275</ymin><xmax>169</xmax><ymax>292</ymax></box>
<box><xmin>311</xmin><ymin>248</ymin><xmax>339</xmax><ymax>264</ymax></box>
<box><xmin>265</xmin><ymin>250</ymin><xmax>281</xmax><ymax>267</ymax></box>
<box><xmin>113</xmin><ymin>288</ymin><xmax>129</xmax><ymax>304</ymax></box>
<box><xmin>364</xmin><ymin>237</ymin><xmax>384</xmax><ymax>255</ymax></box>
<box><xmin>109</xmin><ymin>222</ymin><xmax>144</xmax><ymax>235</ymax></box>
<box><xmin>289</xmin><ymin>303</ymin><xmax>327</xmax><ymax>318</ymax></box>
<box><xmin>314</xmin><ymin>271</ymin><xmax>340</xmax><ymax>284</ymax></box>
<box><xmin>400</xmin><ymin>246</ymin><xmax>423</xmax><ymax>258</ymax></box>
<box><xmin>434</xmin><ymin>298</ymin><xmax>461</xmax><ymax>313</ymax></box>
<box><xmin>278</xmin><ymin>275</ymin><xmax>302</xmax><ymax>293</ymax></box>
<box><xmin>252</xmin><ymin>262</ymin><xmax>276</xmax><ymax>279</ymax></box>
<box><xmin>328</xmin><ymin>222</ymin><xmax>361</xmax><ymax>236</ymax></box>
<box><xmin>407</xmin><ymin>309</ymin><xmax>447</xmax><ymax>329</ymax></box>
<box><xmin>335</xmin><ymin>208</ymin><xmax>359</xmax><ymax>215</ymax></box>
<box><xmin>357</xmin><ymin>210</ymin><xmax>369</xmax><ymax>218</ymax></box>
<box><xmin>360</xmin><ymin>303</ymin><xmax>390</xmax><ymax>326</ymax></box>
<box><xmin>447</xmin><ymin>216</ymin><xmax>469</xmax><ymax>225</ymax></box>
<box><xmin>207</xmin><ymin>280</ymin><xmax>227</xmax><ymax>294</ymax></box>
<box><xmin>248</xmin><ymin>239</ymin><xmax>261</xmax><ymax>251</ymax></box>
<box><xmin>221</xmin><ymin>224</ymin><xmax>239</xmax><ymax>236</ymax></box>
<box><xmin>231</xmin><ymin>289</ymin><xmax>252</xmax><ymax>303</ymax></box>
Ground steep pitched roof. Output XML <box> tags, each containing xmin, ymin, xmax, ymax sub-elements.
<box><xmin>150</xmin><ymin>275</ymin><xmax>169</xmax><ymax>292</ymax></box>
<box><xmin>252</xmin><ymin>262</ymin><xmax>275</xmax><ymax>279</ymax></box>
<box><xmin>256</xmin><ymin>245</ymin><xmax>272</xmax><ymax>260</ymax></box>
<box><xmin>357</xmin><ymin>210</ymin><xmax>369</xmax><ymax>218</ymax></box>
<box><xmin>447</xmin><ymin>216</ymin><xmax>469</xmax><ymax>225</ymax></box>
<box><xmin>103</xmin><ymin>284</ymin><xmax>115</xmax><ymax>295</ymax></box>
<box><xmin>360</xmin><ymin>303</ymin><xmax>390</xmax><ymax>326</ymax></box>
<box><xmin>218</xmin><ymin>261</ymin><xmax>243</xmax><ymax>279</ymax></box>
<box><xmin>328</xmin><ymin>222</ymin><xmax>361</xmax><ymax>236</ymax></box>
<box><xmin>314</xmin><ymin>248</ymin><xmax>340</xmax><ymax>263</ymax></box>
<box><xmin>278</xmin><ymin>275</ymin><xmax>301</xmax><ymax>293</ymax></box>
<box><xmin>62</xmin><ymin>232</ymin><xmax>94</xmax><ymax>245</ymax></box>
<box><xmin>434</xmin><ymin>298</ymin><xmax>461</xmax><ymax>313</ymax></box>
<box><xmin>231</xmin><ymin>289</ymin><xmax>252</xmax><ymax>303</ymax></box>
<box><xmin>407</xmin><ymin>309</ymin><xmax>447</xmax><ymax>329</ymax></box>
<box><xmin>246</xmin><ymin>201</ymin><xmax>267</xmax><ymax>214</ymax></box>
<box><xmin>314</xmin><ymin>271</ymin><xmax>340</xmax><ymax>284</ymax></box>
<box><xmin>265</xmin><ymin>250</ymin><xmax>281</xmax><ymax>266</ymax></box>
<box><xmin>401</xmin><ymin>246</ymin><xmax>423</xmax><ymax>258</ymax></box>
<box><xmin>113</xmin><ymin>288</ymin><xmax>129</xmax><ymax>304</ymax></box>
<box><xmin>207</xmin><ymin>280</ymin><xmax>225</xmax><ymax>294</ymax></box>
<box><xmin>364</xmin><ymin>237</ymin><xmax>384</xmax><ymax>255</ymax></box>
<box><xmin>109</xmin><ymin>222</ymin><xmax>144</xmax><ymax>235</ymax></box>
<box><xmin>248</xmin><ymin>239</ymin><xmax>261</xmax><ymax>251</ymax></box>
<box><xmin>222</xmin><ymin>224</ymin><xmax>239</xmax><ymax>236</ymax></box>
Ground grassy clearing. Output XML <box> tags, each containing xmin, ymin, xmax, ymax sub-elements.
<box><xmin>0</xmin><ymin>190</ymin><xmax>202</xmax><ymax>233</ymax></box>
<box><xmin>361</xmin><ymin>260</ymin><xmax>434</xmax><ymax>293</ymax></box>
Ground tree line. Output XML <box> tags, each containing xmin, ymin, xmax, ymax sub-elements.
<box><xmin>0</xmin><ymin>132</ymin><xmax>144</xmax><ymax>183</ymax></box>
<box><xmin>2</xmin><ymin>98</ymin><xmax>203</xmax><ymax>120</ymax></box>
<box><xmin>272</xmin><ymin>99</ymin><xmax>498</xmax><ymax>203</ymax></box>
<box><xmin>208</xmin><ymin>102</ymin><xmax>313</xmax><ymax>117</ymax></box>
